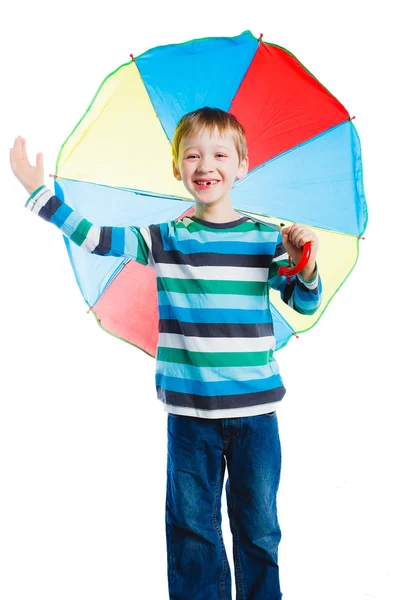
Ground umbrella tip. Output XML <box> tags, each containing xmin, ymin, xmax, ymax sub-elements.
<box><xmin>258</xmin><ymin>33</ymin><xmax>264</xmax><ymax>42</ymax></box>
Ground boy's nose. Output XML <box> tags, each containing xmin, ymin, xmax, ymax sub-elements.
<box><xmin>197</xmin><ymin>164</ymin><xmax>215</xmax><ymax>174</ymax></box>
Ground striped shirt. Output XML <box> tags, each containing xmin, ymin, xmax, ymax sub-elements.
<box><xmin>26</xmin><ymin>185</ymin><xmax>322</xmax><ymax>419</ymax></box>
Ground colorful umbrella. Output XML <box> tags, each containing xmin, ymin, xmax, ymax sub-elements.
<box><xmin>51</xmin><ymin>30</ymin><xmax>367</xmax><ymax>357</ymax></box>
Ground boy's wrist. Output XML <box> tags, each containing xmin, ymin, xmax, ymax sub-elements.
<box><xmin>26</xmin><ymin>183</ymin><xmax>44</xmax><ymax>197</ymax></box>
<box><xmin>298</xmin><ymin>261</ymin><xmax>317</xmax><ymax>282</ymax></box>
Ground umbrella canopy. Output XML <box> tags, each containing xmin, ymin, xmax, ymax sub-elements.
<box><xmin>53</xmin><ymin>29</ymin><xmax>367</xmax><ymax>356</ymax></box>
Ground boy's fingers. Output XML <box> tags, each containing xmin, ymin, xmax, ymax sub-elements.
<box><xmin>9</xmin><ymin>149</ymin><xmax>16</xmax><ymax>171</ymax></box>
<box><xmin>15</xmin><ymin>139</ymin><xmax>23</xmax><ymax>159</ymax></box>
<box><xmin>21</xmin><ymin>138</ymin><xmax>27</xmax><ymax>159</ymax></box>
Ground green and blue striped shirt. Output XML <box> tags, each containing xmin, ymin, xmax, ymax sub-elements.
<box><xmin>26</xmin><ymin>185</ymin><xmax>322</xmax><ymax>418</ymax></box>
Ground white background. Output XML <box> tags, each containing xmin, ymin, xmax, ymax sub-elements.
<box><xmin>1</xmin><ymin>1</ymin><xmax>399</xmax><ymax>599</ymax></box>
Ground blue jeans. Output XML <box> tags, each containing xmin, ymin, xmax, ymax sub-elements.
<box><xmin>166</xmin><ymin>412</ymin><xmax>282</xmax><ymax>599</ymax></box>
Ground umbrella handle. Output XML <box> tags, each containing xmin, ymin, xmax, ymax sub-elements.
<box><xmin>277</xmin><ymin>241</ymin><xmax>312</xmax><ymax>278</ymax></box>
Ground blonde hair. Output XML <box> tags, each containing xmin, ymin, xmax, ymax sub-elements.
<box><xmin>171</xmin><ymin>107</ymin><xmax>248</xmax><ymax>165</ymax></box>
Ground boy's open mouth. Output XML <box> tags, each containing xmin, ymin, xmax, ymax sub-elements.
<box><xmin>194</xmin><ymin>180</ymin><xmax>220</xmax><ymax>188</ymax></box>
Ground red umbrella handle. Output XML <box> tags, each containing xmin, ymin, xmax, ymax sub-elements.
<box><xmin>277</xmin><ymin>241</ymin><xmax>312</xmax><ymax>278</ymax></box>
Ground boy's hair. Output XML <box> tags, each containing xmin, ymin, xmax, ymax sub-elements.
<box><xmin>171</xmin><ymin>107</ymin><xmax>248</xmax><ymax>165</ymax></box>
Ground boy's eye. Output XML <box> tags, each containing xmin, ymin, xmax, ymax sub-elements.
<box><xmin>185</xmin><ymin>154</ymin><xmax>226</xmax><ymax>159</ymax></box>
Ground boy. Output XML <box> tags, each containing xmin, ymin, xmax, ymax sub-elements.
<box><xmin>10</xmin><ymin>107</ymin><xmax>322</xmax><ymax>599</ymax></box>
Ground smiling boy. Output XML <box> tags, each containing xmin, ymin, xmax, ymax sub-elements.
<box><xmin>172</xmin><ymin>126</ymin><xmax>247</xmax><ymax>223</ymax></box>
<box><xmin>11</xmin><ymin>107</ymin><xmax>322</xmax><ymax>599</ymax></box>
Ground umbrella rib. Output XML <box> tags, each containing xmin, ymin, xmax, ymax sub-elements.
<box><xmin>51</xmin><ymin>175</ymin><xmax>194</xmax><ymax>203</ymax></box>
<box><xmin>234</xmin><ymin>210</ymin><xmax>362</xmax><ymax>239</ymax></box>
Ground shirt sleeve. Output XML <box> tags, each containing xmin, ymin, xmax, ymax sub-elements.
<box><xmin>267</xmin><ymin>230</ymin><xmax>323</xmax><ymax>316</ymax></box>
<box><xmin>25</xmin><ymin>185</ymin><xmax>152</xmax><ymax>266</ymax></box>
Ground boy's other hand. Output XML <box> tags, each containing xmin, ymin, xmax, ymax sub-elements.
<box><xmin>10</xmin><ymin>136</ymin><xmax>44</xmax><ymax>196</ymax></box>
<box><xmin>281</xmin><ymin>223</ymin><xmax>319</xmax><ymax>280</ymax></box>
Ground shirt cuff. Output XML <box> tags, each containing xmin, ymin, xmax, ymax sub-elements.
<box><xmin>24</xmin><ymin>185</ymin><xmax>47</xmax><ymax>208</ymax></box>
<box><xmin>296</xmin><ymin>262</ymin><xmax>319</xmax><ymax>286</ymax></box>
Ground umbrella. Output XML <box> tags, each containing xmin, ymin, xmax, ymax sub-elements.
<box><xmin>51</xmin><ymin>29</ymin><xmax>367</xmax><ymax>356</ymax></box>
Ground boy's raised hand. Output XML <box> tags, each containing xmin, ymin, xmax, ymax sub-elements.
<box><xmin>10</xmin><ymin>136</ymin><xmax>44</xmax><ymax>196</ymax></box>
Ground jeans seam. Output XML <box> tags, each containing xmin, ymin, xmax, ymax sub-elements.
<box><xmin>166</xmin><ymin>479</ymin><xmax>177</xmax><ymax>589</ymax></box>
<box><xmin>229</xmin><ymin>485</ymin><xmax>246</xmax><ymax>600</ymax></box>
<box><xmin>212</xmin><ymin>456</ymin><xmax>229</xmax><ymax>600</ymax></box>
<box><xmin>166</xmin><ymin>521</ymin><xmax>176</xmax><ymax>588</ymax></box>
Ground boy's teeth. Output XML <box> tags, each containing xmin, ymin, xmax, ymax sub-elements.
<box><xmin>196</xmin><ymin>180</ymin><xmax>218</xmax><ymax>186</ymax></box>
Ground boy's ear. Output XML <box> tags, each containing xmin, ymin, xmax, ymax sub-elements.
<box><xmin>236</xmin><ymin>156</ymin><xmax>249</xmax><ymax>180</ymax></box>
<box><xmin>172</xmin><ymin>160</ymin><xmax>182</xmax><ymax>181</ymax></box>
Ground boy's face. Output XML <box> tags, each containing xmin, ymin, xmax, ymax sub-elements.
<box><xmin>172</xmin><ymin>126</ymin><xmax>248</xmax><ymax>207</ymax></box>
